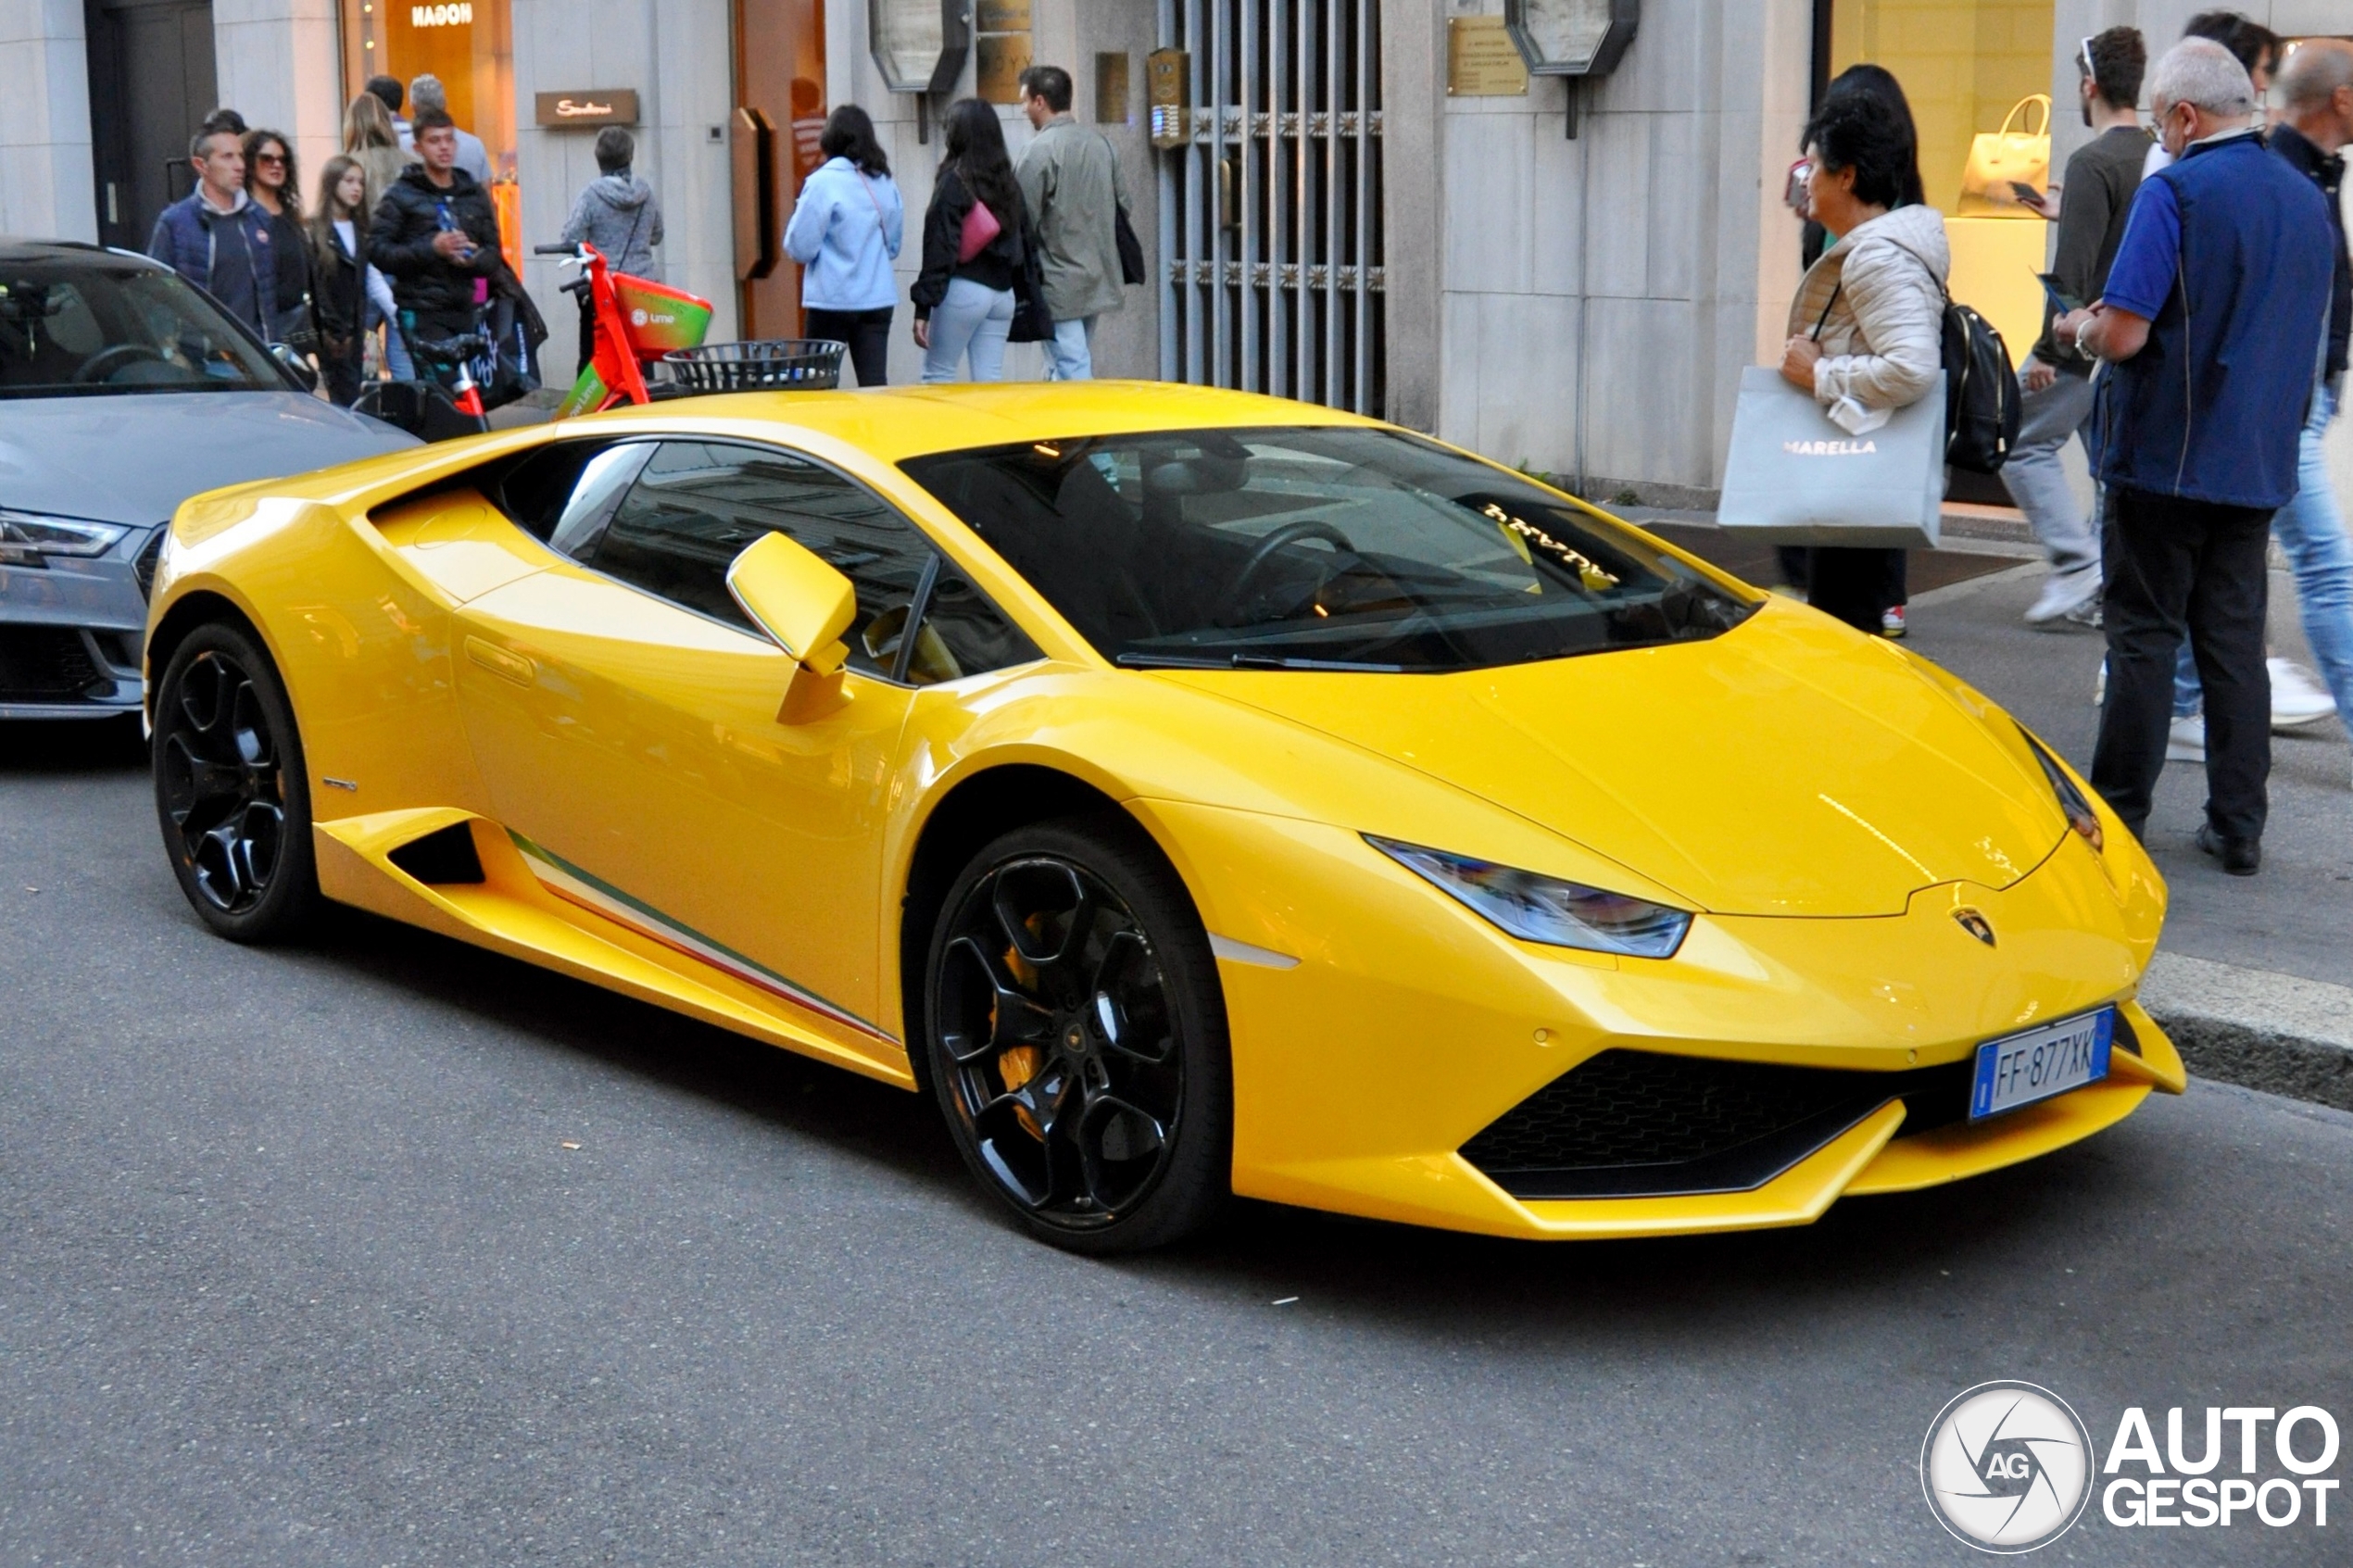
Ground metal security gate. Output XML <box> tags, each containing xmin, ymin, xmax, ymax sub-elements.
<box><xmin>1155</xmin><ymin>0</ymin><xmax>1383</xmax><ymax>415</ymax></box>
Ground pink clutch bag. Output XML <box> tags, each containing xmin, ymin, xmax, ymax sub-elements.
<box><xmin>957</xmin><ymin>198</ymin><xmax>1001</xmax><ymax>264</ymax></box>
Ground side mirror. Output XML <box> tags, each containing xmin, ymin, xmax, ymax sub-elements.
<box><xmin>269</xmin><ymin>342</ymin><xmax>319</xmax><ymax>392</ymax></box>
<box><xmin>725</xmin><ymin>531</ymin><xmax>857</xmax><ymax>721</ymax></box>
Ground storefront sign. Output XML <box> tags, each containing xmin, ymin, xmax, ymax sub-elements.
<box><xmin>534</xmin><ymin>90</ymin><xmax>640</xmax><ymax>128</ymax></box>
<box><xmin>1447</xmin><ymin>17</ymin><xmax>1529</xmax><ymax>95</ymax></box>
<box><xmin>975</xmin><ymin>0</ymin><xmax>1032</xmax><ymax>104</ymax></box>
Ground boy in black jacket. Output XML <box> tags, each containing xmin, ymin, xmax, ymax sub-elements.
<box><xmin>369</xmin><ymin>107</ymin><xmax>502</xmax><ymax>378</ymax></box>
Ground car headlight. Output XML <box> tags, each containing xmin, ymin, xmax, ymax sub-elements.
<box><xmin>2016</xmin><ymin>724</ymin><xmax>2105</xmax><ymax>852</ymax></box>
<box><xmin>1366</xmin><ymin>835</ymin><xmax>1693</xmax><ymax>959</ymax></box>
<box><xmin>0</xmin><ymin>508</ymin><xmax>131</xmax><ymax>565</ymax></box>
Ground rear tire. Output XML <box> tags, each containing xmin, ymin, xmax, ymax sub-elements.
<box><xmin>923</xmin><ymin>815</ymin><xmax>1231</xmax><ymax>1254</ymax></box>
<box><xmin>152</xmin><ymin>622</ymin><xmax>320</xmax><ymax>943</ymax></box>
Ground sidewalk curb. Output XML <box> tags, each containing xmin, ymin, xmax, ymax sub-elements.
<box><xmin>2138</xmin><ymin>953</ymin><xmax>2353</xmax><ymax>1112</ymax></box>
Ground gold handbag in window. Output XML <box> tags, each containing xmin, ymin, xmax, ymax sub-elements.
<box><xmin>1958</xmin><ymin>94</ymin><xmax>2051</xmax><ymax>216</ymax></box>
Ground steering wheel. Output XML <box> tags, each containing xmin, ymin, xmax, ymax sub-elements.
<box><xmin>72</xmin><ymin>344</ymin><xmax>170</xmax><ymax>384</ymax></box>
<box><xmin>1225</xmin><ymin>520</ymin><xmax>1358</xmax><ymax>605</ymax></box>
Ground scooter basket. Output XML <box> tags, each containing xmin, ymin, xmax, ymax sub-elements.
<box><xmin>661</xmin><ymin>339</ymin><xmax>847</xmax><ymax>394</ymax></box>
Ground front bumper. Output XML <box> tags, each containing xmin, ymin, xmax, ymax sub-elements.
<box><xmin>0</xmin><ymin>528</ymin><xmax>158</xmax><ymax>719</ymax></box>
<box><xmin>1138</xmin><ymin>799</ymin><xmax>2176</xmax><ymax>1241</ymax></box>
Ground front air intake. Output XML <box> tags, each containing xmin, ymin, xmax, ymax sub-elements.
<box><xmin>1461</xmin><ymin>1049</ymin><xmax>1973</xmax><ymax>1200</ymax></box>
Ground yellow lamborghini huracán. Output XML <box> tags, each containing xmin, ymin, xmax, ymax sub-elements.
<box><xmin>145</xmin><ymin>383</ymin><xmax>2183</xmax><ymax>1251</ymax></box>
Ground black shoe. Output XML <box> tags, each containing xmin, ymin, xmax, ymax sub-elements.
<box><xmin>2196</xmin><ymin>823</ymin><xmax>2261</xmax><ymax>876</ymax></box>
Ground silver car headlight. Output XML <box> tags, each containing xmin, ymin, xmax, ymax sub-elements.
<box><xmin>0</xmin><ymin>508</ymin><xmax>131</xmax><ymax>565</ymax></box>
<box><xmin>1366</xmin><ymin>835</ymin><xmax>1693</xmax><ymax>959</ymax></box>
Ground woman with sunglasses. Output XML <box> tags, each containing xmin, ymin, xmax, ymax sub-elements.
<box><xmin>241</xmin><ymin>129</ymin><xmax>317</xmax><ymax>351</ymax></box>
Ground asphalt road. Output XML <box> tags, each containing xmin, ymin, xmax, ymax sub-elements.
<box><xmin>3</xmin><ymin>713</ymin><xmax>2350</xmax><ymax>1567</ymax></box>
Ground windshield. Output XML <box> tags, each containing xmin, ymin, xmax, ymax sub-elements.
<box><xmin>900</xmin><ymin>427</ymin><xmax>1759</xmax><ymax>672</ymax></box>
<box><xmin>0</xmin><ymin>258</ymin><xmax>282</xmax><ymax>398</ymax></box>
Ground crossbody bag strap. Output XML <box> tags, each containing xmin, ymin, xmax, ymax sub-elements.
<box><xmin>1812</xmin><ymin>280</ymin><xmax>1843</xmax><ymax>341</ymax></box>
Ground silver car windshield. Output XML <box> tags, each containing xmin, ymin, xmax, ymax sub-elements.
<box><xmin>900</xmin><ymin>427</ymin><xmax>1758</xmax><ymax>673</ymax></box>
<box><xmin>0</xmin><ymin>260</ymin><xmax>281</xmax><ymax>398</ymax></box>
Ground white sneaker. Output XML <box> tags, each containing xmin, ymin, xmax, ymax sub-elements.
<box><xmin>2167</xmin><ymin>714</ymin><xmax>2206</xmax><ymax>762</ymax></box>
<box><xmin>2025</xmin><ymin>565</ymin><xmax>2101</xmax><ymax>626</ymax></box>
<box><xmin>2270</xmin><ymin>658</ymin><xmax>2338</xmax><ymax>731</ymax></box>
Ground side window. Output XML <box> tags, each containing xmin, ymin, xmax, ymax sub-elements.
<box><xmin>495</xmin><ymin>439</ymin><xmax>653</xmax><ymax>545</ymax></box>
<box><xmin>901</xmin><ymin>562</ymin><xmax>1040</xmax><ymax>686</ymax></box>
<box><xmin>583</xmin><ymin>441</ymin><xmax>938</xmax><ymax>679</ymax></box>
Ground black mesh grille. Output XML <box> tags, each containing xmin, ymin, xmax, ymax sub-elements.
<box><xmin>0</xmin><ymin>626</ymin><xmax>105</xmax><ymax>703</ymax></box>
<box><xmin>133</xmin><ymin>529</ymin><xmax>166</xmax><ymax>599</ymax></box>
<box><xmin>1462</xmin><ymin>1049</ymin><xmax>1974</xmax><ymax>1200</ymax></box>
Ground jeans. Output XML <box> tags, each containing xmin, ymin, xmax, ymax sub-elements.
<box><xmin>920</xmin><ymin>277</ymin><xmax>1014</xmax><ymax>383</ymax></box>
<box><xmin>2003</xmin><ymin>368</ymin><xmax>2100</xmax><ymax>573</ymax></box>
<box><xmin>2171</xmin><ymin>382</ymin><xmax>2353</xmax><ymax>722</ymax></box>
<box><xmin>806</xmin><ymin>306</ymin><xmax>894</xmax><ymax>387</ymax></box>
<box><xmin>2091</xmin><ymin>487</ymin><xmax>2275</xmax><ymax>843</ymax></box>
<box><xmin>1044</xmin><ymin>314</ymin><xmax>1098</xmax><ymax>380</ymax></box>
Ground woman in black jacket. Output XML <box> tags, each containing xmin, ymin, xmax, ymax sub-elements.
<box><xmin>308</xmin><ymin>155</ymin><xmax>371</xmax><ymax>405</ymax></box>
<box><xmin>912</xmin><ymin>99</ymin><xmax>1026</xmax><ymax>383</ymax></box>
<box><xmin>242</xmin><ymin>128</ymin><xmax>315</xmax><ymax>347</ymax></box>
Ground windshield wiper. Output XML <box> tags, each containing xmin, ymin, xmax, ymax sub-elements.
<box><xmin>1114</xmin><ymin>651</ymin><xmax>1405</xmax><ymax>672</ymax></box>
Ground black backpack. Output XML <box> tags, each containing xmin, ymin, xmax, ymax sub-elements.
<box><xmin>1890</xmin><ymin>241</ymin><xmax>2021</xmax><ymax>474</ymax></box>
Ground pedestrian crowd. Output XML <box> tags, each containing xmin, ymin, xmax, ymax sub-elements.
<box><xmin>146</xmin><ymin>61</ymin><xmax>1134</xmax><ymax>404</ymax></box>
<box><xmin>1775</xmin><ymin>10</ymin><xmax>2348</xmax><ymax>877</ymax></box>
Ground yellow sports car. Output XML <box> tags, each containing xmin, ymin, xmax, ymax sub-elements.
<box><xmin>145</xmin><ymin>383</ymin><xmax>2184</xmax><ymax>1252</ymax></box>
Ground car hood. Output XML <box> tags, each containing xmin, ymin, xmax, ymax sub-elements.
<box><xmin>1164</xmin><ymin>599</ymin><xmax>2063</xmax><ymax>917</ymax></box>
<box><xmin>0</xmin><ymin>392</ymin><xmax>417</xmax><ymax>527</ymax></box>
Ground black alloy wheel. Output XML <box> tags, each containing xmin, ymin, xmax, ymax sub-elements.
<box><xmin>925</xmin><ymin>818</ymin><xmax>1231</xmax><ymax>1253</ymax></box>
<box><xmin>153</xmin><ymin>623</ymin><xmax>319</xmax><ymax>942</ymax></box>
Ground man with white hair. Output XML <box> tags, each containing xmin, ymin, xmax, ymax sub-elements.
<box><xmin>403</xmin><ymin>75</ymin><xmax>493</xmax><ymax>185</ymax></box>
<box><xmin>2076</xmin><ymin>38</ymin><xmax>2334</xmax><ymax>875</ymax></box>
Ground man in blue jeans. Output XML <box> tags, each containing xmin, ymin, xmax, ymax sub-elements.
<box><xmin>2077</xmin><ymin>40</ymin><xmax>2333</xmax><ymax>875</ymax></box>
<box><xmin>2164</xmin><ymin>41</ymin><xmax>2353</xmax><ymax>782</ymax></box>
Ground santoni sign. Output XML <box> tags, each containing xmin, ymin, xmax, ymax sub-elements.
<box><xmin>533</xmin><ymin>91</ymin><xmax>641</xmax><ymax>128</ymax></box>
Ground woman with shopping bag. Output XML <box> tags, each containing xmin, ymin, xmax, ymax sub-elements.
<box><xmin>1771</xmin><ymin>88</ymin><xmax>1950</xmax><ymax>637</ymax></box>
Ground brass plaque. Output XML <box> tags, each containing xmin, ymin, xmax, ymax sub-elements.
<box><xmin>1447</xmin><ymin>17</ymin><xmax>1529</xmax><ymax>96</ymax></box>
<box><xmin>1095</xmin><ymin>52</ymin><xmax>1131</xmax><ymax>124</ymax></box>
<box><xmin>976</xmin><ymin>33</ymin><xmax>1034</xmax><ymax>105</ymax></box>
<box><xmin>975</xmin><ymin>0</ymin><xmax>1031</xmax><ymax>30</ymax></box>
<box><xmin>534</xmin><ymin>89</ymin><xmax>641</xmax><ymax>127</ymax></box>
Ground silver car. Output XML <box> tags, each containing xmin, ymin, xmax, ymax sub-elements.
<box><xmin>0</xmin><ymin>239</ymin><xmax>416</xmax><ymax>721</ymax></box>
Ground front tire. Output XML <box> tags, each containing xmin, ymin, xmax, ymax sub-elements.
<box><xmin>152</xmin><ymin>622</ymin><xmax>320</xmax><ymax>942</ymax></box>
<box><xmin>924</xmin><ymin>816</ymin><xmax>1232</xmax><ymax>1254</ymax></box>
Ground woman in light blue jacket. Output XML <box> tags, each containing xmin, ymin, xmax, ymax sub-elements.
<box><xmin>784</xmin><ymin>106</ymin><xmax>904</xmax><ymax>386</ymax></box>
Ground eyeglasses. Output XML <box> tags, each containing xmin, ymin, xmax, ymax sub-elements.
<box><xmin>2079</xmin><ymin>36</ymin><xmax>2097</xmax><ymax>82</ymax></box>
<box><xmin>254</xmin><ymin>151</ymin><xmax>287</xmax><ymax>166</ymax></box>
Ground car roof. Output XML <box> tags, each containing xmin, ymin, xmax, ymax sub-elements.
<box><xmin>0</xmin><ymin>237</ymin><xmax>167</xmax><ymax>269</ymax></box>
<box><xmin>582</xmin><ymin>380</ymin><xmax>1390</xmax><ymax>463</ymax></box>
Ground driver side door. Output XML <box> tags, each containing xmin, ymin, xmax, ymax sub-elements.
<box><xmin>454</xmin><ymin>439</ymin><xmax>937</xmax><ymax>1067</ymax></box>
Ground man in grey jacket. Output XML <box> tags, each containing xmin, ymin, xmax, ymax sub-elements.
<box><xmin>1016</xmin><ymin>64</ymin><xmax>1131</xmax><ymax>380</ymax></box>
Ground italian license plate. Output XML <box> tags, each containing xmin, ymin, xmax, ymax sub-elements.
<box><xmin>1969</xmin><ymin>1008</ymin><xmax>2115</xmax><ymax>1121</ymax></box>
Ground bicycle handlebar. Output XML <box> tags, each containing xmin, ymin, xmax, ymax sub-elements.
<box><xmin>533</xmin><ymin>243</ymin><xmax>577</xmax><ymax>257</ymax></box>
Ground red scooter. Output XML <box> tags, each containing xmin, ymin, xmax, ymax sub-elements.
<box><xmin>535</xmin><ymin>241</ymin><xmax>715</xmax><ymax>418</ymax></box>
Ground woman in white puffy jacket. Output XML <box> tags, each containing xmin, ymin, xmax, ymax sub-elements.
<box><xmin>1779</xmin><ymin>86</ymin><xmax>1948</xmax><ymax>637</ymax></box>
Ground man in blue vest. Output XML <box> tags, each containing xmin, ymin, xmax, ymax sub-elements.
<box><xmin>145</xmin><ymin>124</ymin><xmax>278</xmax><ymax>339</ymax></box>
<box><xmin>2077</xmin><ymin>38</ymin><xmax>2334</xmax><ymax>876</ymax></box>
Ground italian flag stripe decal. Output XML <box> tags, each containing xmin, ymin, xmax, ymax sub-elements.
<box><xmin>506</xmin><ymin>830</ymin><xmax>894</xmax><ymax>1043</ymax></box>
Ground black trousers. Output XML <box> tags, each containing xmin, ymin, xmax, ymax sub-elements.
<box><xmin>806</xmin><ymin>306</ymin><xmax>893</xmax><ymax>387</ymax></box>
<box><xmin>2090</xmin><ymin>486</ymin><xmax>2274</xmax><ymax>843</ymax></box>
<box><xmin>1805</xmin><ymin>546</ymin><xmax>1908</xmax><ymax>633</ymax></box>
